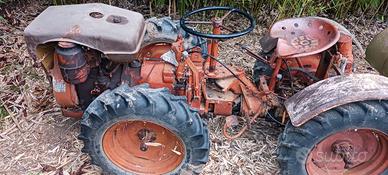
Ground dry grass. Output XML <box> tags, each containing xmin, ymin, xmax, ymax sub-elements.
<box><xmin>0</xmin><ymin>1</ymin><xmax>386</xmax><ymax>175</ymax></box>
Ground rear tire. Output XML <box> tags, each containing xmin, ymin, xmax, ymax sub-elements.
<box><xmin>79</xmin><ymin>84</ymin><xmax>210</xmax><ymax>175</ymax></box>
<box><xmin>278</xmin><ymin>100</ymin><xmax>388</xmax><ymax>175</ymax></box>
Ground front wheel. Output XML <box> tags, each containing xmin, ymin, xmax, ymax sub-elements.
<box><xmin>79</xmin><ymin>84</ymin><xmax>210</xmax><ymax>175</ymax></box>
<box><xmin>278</xmin><ymin>100</ymin><xmax>388</xmax><ymax>175</ymax></box>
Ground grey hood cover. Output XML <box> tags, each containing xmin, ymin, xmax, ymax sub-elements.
<box><xmin>24</xmin><ymin>3</ymin><xmax>146</xmax><ymax>62</ymax></box>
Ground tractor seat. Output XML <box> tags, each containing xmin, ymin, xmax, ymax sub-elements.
<box><xmin>270</xmin><ymin>17</ymin><xmax>340</xmax><ymax>58</ymax></box>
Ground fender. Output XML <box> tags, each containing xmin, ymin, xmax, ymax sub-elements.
<box><xmin>285</xmin><ymin>74</ymin><xmax>388</xmax><ymax>127</ymax></box>
<box><xmin>24</xmin><ymin>3</ymin><xmax>146</xmax><ymax>63</ymax></box>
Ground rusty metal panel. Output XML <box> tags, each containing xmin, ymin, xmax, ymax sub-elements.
<box><xmin>285</xmin><ymin>74</ymin><xmax>388</xmax><ymax>127</ymax></box>
<box><xmin>51</xmin><ymin>54</ymin><xmax>79</xmax><ymax>107</ymax></box>
<box><xmin>270</xmin><ymin>17</ymin><xmax>340</xmax><ymax>58</ymax></box>
<box><xmin>214</xmin><ymin>101</ymin><xmax>233</xmax><ymax>116</ymax></box>
<box><xmin>24</xmin><ymin>3</ymin><xmax>146</xmax><ymax>62</ymax></box>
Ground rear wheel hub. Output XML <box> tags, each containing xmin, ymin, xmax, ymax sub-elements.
<box><xmin>306</xmin><ymin>129</ymin><xmax>388</xmax><ymax>175</ymax></box>
<box><xmin>102</xmin><ymin>120</ymin><xmax>185</xmax><ymax>174</ymax></box>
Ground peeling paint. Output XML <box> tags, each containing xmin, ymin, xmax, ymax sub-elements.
<box><xmin>285</xmin><ymin>74</ymin><xmax>388</xmax><ymax>126</ymax></box>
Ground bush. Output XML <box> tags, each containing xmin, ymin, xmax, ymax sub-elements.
<box><xmin>50</xmin><ymin>0</ymin><xmax>387</xmax><ymax>20</ymax></box>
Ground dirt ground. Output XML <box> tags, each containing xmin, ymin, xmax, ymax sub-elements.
<box><xmin>0</xmin><ymin>1</ymin><xmax>387</xmax><ymax>175</ymax></box>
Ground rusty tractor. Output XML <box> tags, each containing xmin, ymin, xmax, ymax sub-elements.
<box><xmin>24</xmin><ymin>3</ymin><xmax>388</xmax><ymax>175</ymax></box>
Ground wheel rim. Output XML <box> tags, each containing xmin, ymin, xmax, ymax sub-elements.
<box><xmin>306</xmin><ymin>129</ymin><xmax>388</xmax><ymax>175</ymax></box>
<box><xmin>102</xmin><ymin>120</ymin><xmax>185</xmax><ymax>175</ymax></box>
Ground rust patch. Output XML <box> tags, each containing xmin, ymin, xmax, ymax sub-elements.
<box><xmin>270</xmin><ymin>17</ymin><xmax>340</xmax><ymax>58</ymax></box>
<box><xmin>306</xmin><ymin>129</ymin><xmax>388</xmax><ymax>175</ymax></box>
<box><xmin>338</xmin><ymin>34</ymin><xmax>354</xmax><ymax>74</ymax></box>
<box><xmin>50</xmin><ymin>54</ymin><xmax>79</xmax><ymax>107</ymax></box>
<box><xmin>102</xmin><ymin>120</ymin><xmax>185</xmax><ymax>174</ymax></box>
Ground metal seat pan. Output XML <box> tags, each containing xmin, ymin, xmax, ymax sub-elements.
<box><xmin>270</xmin><ymin>17</ymin><xmax>340</xmax><ymax>58</ymax></box>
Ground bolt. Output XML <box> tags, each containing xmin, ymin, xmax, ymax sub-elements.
<box><xmin>112</xmin><ymin>16</ymin><xmax>122</xmax><ymax>23</ymax></box>
<box><xmin>58</xmin><ymin>41</ymin><xmax>76</xmax><ymax>48</ymax></box>
<box><xmin>140</xmin><ymin>143</ymin><xmax>148</xmax><ymax>151</ymax></box>
<box><xmin>182</xmin><ymin>51</ymin><xmax>189</xmax><ymax>58</ymax></box>
<box><xmin>277</xmin><ymin>74</ymin><xmax>283</xmax><ymax>80</ymax></box>
<box><xmin>332</xmin><ymin>140</ymin><xmax>355</xmax><ymax>168</ymax></box>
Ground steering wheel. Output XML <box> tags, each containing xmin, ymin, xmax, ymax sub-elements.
<box><xmin>180</xmin><ymin>6</ymin><xmax>255</xmax><ymax>39</ymax></box>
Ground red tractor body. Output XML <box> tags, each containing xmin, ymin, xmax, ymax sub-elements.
<box><xmin>24</xmin><ymin>3</ymin><xmax>388</xmax><ymax>175</ymax></box>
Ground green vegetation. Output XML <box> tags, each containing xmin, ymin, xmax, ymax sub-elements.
<box><xmin>52</xmin><ymin>0</ymin><xmax>82</xmax><ymax>5</ymax></box>
<box><xmin>0</xmin><ymin>0</ymin><xmax>4</xmax><ymax>20</ymax></box>
<box><xmin>0</xmin><ymin>105</ymin><xmax>8</xmax><ymax>119</ymax></box>
<box><xmin>162</xmin><ymin>0</ymin><xmax>387</xmax><ymax>19</ymax></box>
<box><xmin>49</xmin><ymin>0</ymin><xmax>387</xmax><ymax>20</ymax></box>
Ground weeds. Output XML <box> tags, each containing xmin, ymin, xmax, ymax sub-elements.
<box><xmin>47</xmin><ymin>0</ymin><xmax>387</xmax><ymax>20</ymax></box>
<box><xmin>0</xmin><ymin>0</ymin><xmax>4</xmax><ymax>20</ymax></box>
<box><xmin>156</xmin><ymin>0</ymin><xmax>387</xmax><ymax>20</ymax></box>
<box><xmin>52</xmin><ymin>0</ymin><xmax>83</xmax><ymax>5</ymax></box>
<box><xmin>0</xmin><ymin>105</ymin><xmax>8</xmax><ymax>119</ymax></box>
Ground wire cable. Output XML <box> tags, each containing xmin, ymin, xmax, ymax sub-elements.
<box><xmin>188</xmin><ymin>50</ymin><xmax>249</xmax><ymax>87</ymax></box>
<box><xmin>282</xmin><ymin>59</ymin><xmax>295</xmax><ymax>94</ymax></box>
<box><xmin>266</xmin><ymin>111</ymin><xmax>285</xmax><ymax>126</ymax></box>
<box><xmin>289</xmin><ymin>67</ymin><xmax>320</xmax><ymax>82</ymax></box>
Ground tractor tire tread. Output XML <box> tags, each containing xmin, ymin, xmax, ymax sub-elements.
<box><xmin>79</xmin><ymin>84</ymin><xmax>210</xmax><ymax>175</ymax></box>
<box><xmin>277</xmin><ymin>100</ymin><xmax>388</xmax><ymax>175</ymax></box>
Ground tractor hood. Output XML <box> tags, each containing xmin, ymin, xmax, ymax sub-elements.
<box><xmin>24</xmin><ymin>3</ymin><xmax>146</xmax><ymax>62</ymax></box>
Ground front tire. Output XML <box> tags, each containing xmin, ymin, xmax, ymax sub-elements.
<box><xmin>278</xmin><ymin>100</ymin><xmax>388</xmax><ymax>175</ymax></box>
<box><xmin>79</xmin><ymin>84</ymin><xmax>210</xmax><ymax>174</ymax></box>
